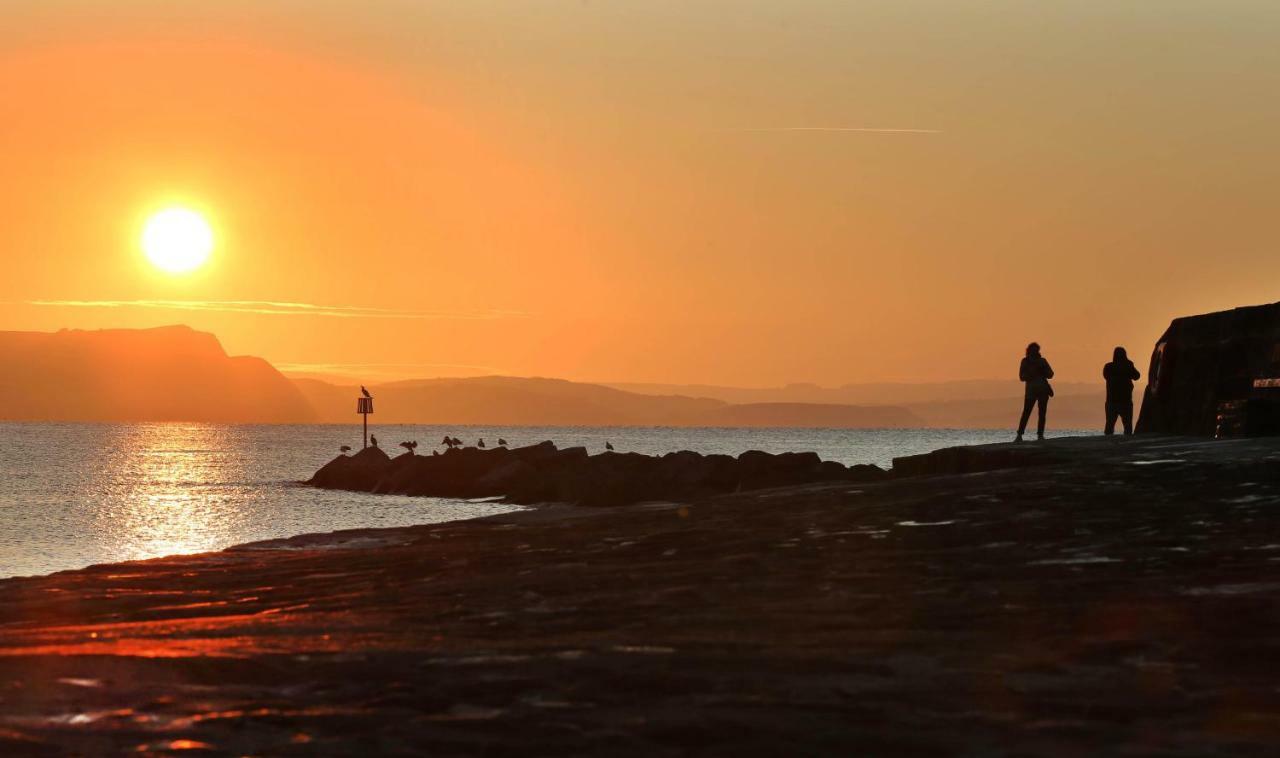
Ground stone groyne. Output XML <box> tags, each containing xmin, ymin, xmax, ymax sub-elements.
<box><xmin>309</xmin><ymin>441</ymin><xmax>887</xmax><ymax>507</ymax></box>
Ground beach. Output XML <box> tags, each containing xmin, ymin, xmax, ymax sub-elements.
<box><xmin>1</xmin><ymin>435</ymin><xmax>1278</xmax><ymax>754</ymax></box>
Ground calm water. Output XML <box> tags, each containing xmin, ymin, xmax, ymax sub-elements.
<box><xmin>0</xmin><ymin>423</ymin><xmax>1086</xmax><ymax>578</ymax></box>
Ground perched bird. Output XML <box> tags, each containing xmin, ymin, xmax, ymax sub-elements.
<box><xmin>340</xmin><ymin>445</ymin><xmax>352</xmax><ymax>454</ymax></box>
<box><xmin>361</xmin><ymin>385</ymin><xmax>372</xmax><ymax>399</ymax></box>
<box><xmin>451</xmin><ymin>437</ymin><xmax>462</xmax><ymax>447</ymax></box>
<box><xmin>370</xmin><ymin>434</ymin><xmax>379</xmax><ymax>448</ymax></box>
<box><xmin>399</xmin><ymin>440</ymin><xmax>418</xmax><ymax>454</ymax></box>
<box><xmin>605</xmin><ymin>441</ymin><xmax>615</xmax><ymax>451</ymax></box>
<box><xmin>497</xmin><ymin>438</ymin><xmax>508</xmax><ymax>447</ymax></box>
<box><xmin>441</xmin><ymin>435</ymin><xmax>453</xmax><ymax>448</ymax></box>
<box><xmin>478</xmin><ymin>438</ymin><xmax>486</xmax><ymax>449</ymax></box>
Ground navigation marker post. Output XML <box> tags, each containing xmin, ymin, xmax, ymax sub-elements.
<box><xmin>357</xmin><ymin>395</ymin><xmax>374</xmax><ymax>449</ymax></box>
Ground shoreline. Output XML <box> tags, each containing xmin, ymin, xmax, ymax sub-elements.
<box><xmin>2</xmin><ymin>435</ymin><xmax>1279</xmax><ymax>753</ymax></box>
<box><xmin>0</xmin><ymin>496</ymin><xmax>534</xmax><ymax>584</ymax></box>
<box><xmin>0</xmin><ymin>432</ymin><xmax>1237</xmax><ymax>584</ymax></box>
<box><xmin>1</xmin><ymin>427</ymin><xmax>1092</xmax><ymax>581</ymax></box>
<box><xmin>0</xmin><ymin>491</ymin><xmax>526</xmax><ymax>583</ymax></box>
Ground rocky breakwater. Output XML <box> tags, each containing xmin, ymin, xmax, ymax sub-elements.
<box><xmin>309</xmin><ymin>441</ymin><xmax>886</xmax><ymax>507</ymax></box>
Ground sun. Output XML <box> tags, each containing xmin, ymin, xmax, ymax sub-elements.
<box><xmin>141</xmin><ymin>208</ymin><xmax>214</xmax><ymax>274</ymax></box>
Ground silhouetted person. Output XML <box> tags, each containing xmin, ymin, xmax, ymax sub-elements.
<box><xmin>1102</xmin><ymin>346</ymin><xmax>1141</xmax><ymax>436</ymax></box>
<box><xmin>1016</xmin><ymin>342</ymin><xmax>1054</xmax><ymax>441</ymax></box>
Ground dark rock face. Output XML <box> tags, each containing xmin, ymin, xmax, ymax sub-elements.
<box><xmin>1136</xmin><ymin>301</ymin><xmax>1280</xmax><ymax>436</ymax></box>
<box><xmin>308</xmin><ymin>442</ymin><xmax>886</xmax><ymax>507</ymax></box>
<box><xmin>307</xmin><ymin>446</ymin><xmax>391</xmax><ymax>490</ymax></box>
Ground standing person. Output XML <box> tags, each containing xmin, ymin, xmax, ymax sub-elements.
<box><xmin>1016</xmin><ymin>342</ymin><xmax>1054</xmax><ymax>442</ymax></box>
<box><xmin>1102</xmin><ymin>346</ymin><xmax>1141</xmax><ymax>435</ymax></box>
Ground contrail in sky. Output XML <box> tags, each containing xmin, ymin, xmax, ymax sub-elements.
<box><xmin>730</xmin><ymin>127</ymin><xmax>942</xmax><ymax>134</ymax></box>
<box><xmin>26</xmin><ymin>299</ymin><xmax>532</xmax><ymax>320</ymax></box>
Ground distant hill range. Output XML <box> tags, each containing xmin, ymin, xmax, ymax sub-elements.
<box><xmin>0</xmin><ymin>326</ymin><xmax>1109</xmax><ymax>428</ymax></box>
<box><xmin>608</xmin><ymin>380</ymin><xmax>1099</xmax><ymax>406</ymax></box>
<box><xmin>292</xmin><ymin>377</ymin><xmax>923</xmax><ymax>427</ymax></box>
<box><xmin>608</xmin><ymin>380</ymin><xmax>1110</xmax><ymax>429</ymax></box>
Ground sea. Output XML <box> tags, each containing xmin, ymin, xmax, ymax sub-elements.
<box><xmin>0</xmin><ymin>423</ymin><xmax>1089</xmax><ymax>579</ymax></box>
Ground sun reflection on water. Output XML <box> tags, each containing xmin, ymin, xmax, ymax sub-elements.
<box><xmin>92</xmin><ymin>424</ymin><xmax>251</xmax><ymax>562</ymax></box>
<box><xmin>0</xmin><ymin>422</ymin><xmax>521</xmax><ymax>577</ymax></box>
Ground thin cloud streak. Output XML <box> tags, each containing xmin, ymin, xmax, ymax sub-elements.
<box><xmin>26</xmin><ymin>299</ymin><xmax>532</xmax><ymax>320</ymax></box>
<box><xmin>729</xmin><ymin>127</ymin><xmax>942</xmax><ymax>134</ymax></box>
<box><xmin>278</xmin><ymin>361</ymin><xmax>503</xmax><ymax>374</ymax></box>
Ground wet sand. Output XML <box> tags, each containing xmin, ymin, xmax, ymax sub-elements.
<box><xmin>1</xmin><ymin>436</ymin><xmax>1279</xmax><ymax>755</ymax></box>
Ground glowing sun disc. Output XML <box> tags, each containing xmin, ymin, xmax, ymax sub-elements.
<box><xmin>142</xmin><ymin>208</ymin><xmax>214</xmax><ymax>273</ymax></box>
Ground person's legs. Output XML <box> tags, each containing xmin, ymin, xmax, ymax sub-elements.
<box><xmin>1105</xmin><ymin>402</ymin><xmax>1118</xmax><ymax>435</ymax></box>
<box><xmin>1120</xmin><ymin>404</ymin><xmax>1134</xmax><ymax>435</ymax></box>
<box><xmin>1036</xmin><ymin>394</ymin><xmax>1049</xmax><ymax>438</ymax></box>
<box><xmin>1017</xmin><ymin>394</ymin><xmax>1036</xmax><ymax>436</ymax></box>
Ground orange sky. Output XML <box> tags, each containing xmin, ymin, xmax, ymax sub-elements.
<box><xmin>1</xmin><ymin>1</ymin><xmax>1277</xmax><ymax>386</ymax></box>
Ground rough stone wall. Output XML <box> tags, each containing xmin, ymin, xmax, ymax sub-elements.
<box><xmin>1136</xmin><ymin>301</ymin><xmax>1280</xmax><ymax>436</ymax></box>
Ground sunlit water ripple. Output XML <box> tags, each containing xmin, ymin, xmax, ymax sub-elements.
<box><xmin>0</xmin><ymin>422</ymin><xmax>1087</xmax><ymax>578</ymax></box>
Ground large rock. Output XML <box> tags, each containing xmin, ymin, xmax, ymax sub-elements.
<box><xmin>1136</xmin><ymin>301</ymin><xmax>1280</xmax><ymax>436</ymax></box>
<box><xmin>737</xmin><ymin>450</ymin><xmax>834</xmax><ymax>490</ymax></box>
<box><xmin>308</xmin><ymin>446</ymin><xmax>392</xmax><ymax>490</ymax></box>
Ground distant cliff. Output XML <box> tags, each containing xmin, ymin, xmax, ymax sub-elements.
<box><xmin>0</xmin><ymin>326</ymin><xmax>315</xmax><ymax>423</ymax></box>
